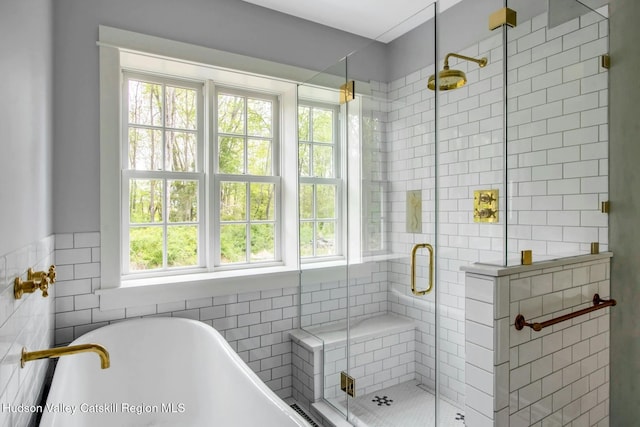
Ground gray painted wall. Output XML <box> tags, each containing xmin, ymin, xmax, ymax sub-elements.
<box><xmin>52</xmin><ymin>0</ymin><xmax>385</xmax><ymax>233</ymax></box>
<box><xmin>0</xmin><ymin>0</ymin><xmax>53</xmax><ymax>256</ymax></box>
<box><xmin>609</xmin><ymin>0</ymin><xmax>640</xmax><ymax>423</ymax></box>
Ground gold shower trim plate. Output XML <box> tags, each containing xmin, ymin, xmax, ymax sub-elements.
<box><xmin>474</xmin><ymin>189</ymin><xmax>498</xmax><ymax>223</ymax></box>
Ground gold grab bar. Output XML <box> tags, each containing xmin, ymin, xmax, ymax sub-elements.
<box><xmin>515</xmin><ymin>294</ymin><xmax>616</xmax><ymax>332</ymax></box>
<box><xmin>410</xmin><ymin>243</ymin><xmax>434</xmax><ymax>296</ymax></box>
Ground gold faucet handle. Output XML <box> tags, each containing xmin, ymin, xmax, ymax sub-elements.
<box><xmin>40</xmin><ymin>277</ymin><xmax>50</xmax><ymax>298</ymax></box>
<box><xmin>28</xmin><ymin>265</ymin><xmax>56</xmax><ymax>284</ymax></box>
<box><xmin>47</xmin><ymin>265</ymin><xmax>56</xmax><ymax>284</ymax></box>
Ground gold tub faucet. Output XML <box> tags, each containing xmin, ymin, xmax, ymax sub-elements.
<box><xmin>21</xmin><ymin>344</ymin><xmax>110</xmax><ymax>369</ymax></box>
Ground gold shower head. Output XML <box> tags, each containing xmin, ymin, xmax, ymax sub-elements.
<box><xmin>428</xmin><ymin>53</ymin><xmax>487</xmax><ymax>91</ymax></box>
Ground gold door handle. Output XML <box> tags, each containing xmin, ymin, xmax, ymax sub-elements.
<box><xmin>410</xmin><ymin>243</ymin><xmax>434</xmax><ymax>296</ymax></box>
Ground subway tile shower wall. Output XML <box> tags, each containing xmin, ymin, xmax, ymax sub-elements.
<box><xmin>464</xmin><ymin>255</ymin><xmax>611</xmax><ymax>426</ymax></box>
<box><xmin>0</xmin><ymin>235</ymin><xmax>55</xmax><ymax>427</ymax></box>
<box><xmin>384</xmin><ymin>10</ymin><xmax>608</xmax><ymax>408</ymax></box>
<box><xmin>54</xmin><ymin>232</ymin><xmax>299</xmax><ymax>399</ymax></box>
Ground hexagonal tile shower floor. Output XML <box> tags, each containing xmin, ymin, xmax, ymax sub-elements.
<box><xmin>328</xmin><ymin>380</ymin><xmax>465</xmax><ymax>427</ymax></box>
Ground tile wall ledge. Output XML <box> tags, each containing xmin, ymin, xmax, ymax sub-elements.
<box><xmin>460</xmin><ymin>251</ymin><xmax>613</xmax><ymax>277</ymax></box>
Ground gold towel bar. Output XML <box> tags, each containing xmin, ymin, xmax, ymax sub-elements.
<box><xmin>515</xmin><ymin>294</ymin><xmax>616</xmax><ymax>332</ymax></box>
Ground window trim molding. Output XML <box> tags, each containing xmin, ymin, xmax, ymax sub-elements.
<box><xmin>99</xmin><ymin>27</ymin><xmax>303</xmax><ymax>292</ymax></box>
<box><xmin>98</xmin><ymin>26</ymin><xmax>373</xmax><ymax>309</ymax></box>
<box><xmin>121</xmin><ymin>73</ymin><xmax>206</xmax><ymax>276</ymax></box>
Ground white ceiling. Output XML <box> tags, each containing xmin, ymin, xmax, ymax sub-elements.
<box><xmin>241</xmin><ymin>0</ymin><xmax>464</xmax><ymax>43</ymax></box>
<box><xmin>241</xmin><ymin>0</ymin><xmax>609</xmax><ymax>43</ymax></box>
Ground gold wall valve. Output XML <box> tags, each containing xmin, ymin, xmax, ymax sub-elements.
<box><xmin>14</xmin><ymin>265</ymin><xmax>56</xmax><ymax>299</ymax></box>
<box><xmin>28</xmin><ymin>265</ymin><xmax>56</xmax><ymax>284</ymax></box>
<box><xmin>14</xmin><ymin>276</ymin><xmax>50</xmax><ymax>299</ymax></box>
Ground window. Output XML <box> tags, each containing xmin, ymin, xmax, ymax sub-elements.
<box><xmin>214</xmin><ymin>88</ymin><xmax>280</xmax><ymax>266</ymax></box>
<box><xmin>298</xmin><ymin>102</ymin><xmax>342</xmax><ymax>260</ymax></box>
<box><xmin>122</xmin><ymin>74</ymin><xmax>286</xmax><ymax>278</ymax></box>
<box><xmin>123</xmin><ymin>74</ymin><xmax>205</xmax><ymax>274</ymax></box>
<box><xmin>99</xmin><ymin>28</ymin><xmax>365</xmax><ymax>303</ymax></box>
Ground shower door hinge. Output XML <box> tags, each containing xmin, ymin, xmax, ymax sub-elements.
<box><xmin>601</xmin><ymin>201</ymin><xmax>610</xmax><ymax>213</ymax></box>
<box><xmin>489</xmin><ymin>7</ymin><xmax>517</xmax><ymax>31</ymax></box>
<box><xmin>601</xmin><ymin>54</ymin><xmax>610</xmax><ymax>69</ymax></box>
<box><xmin>339</xmin><ymin>80</ymin><xmax>355</xmax><ymax>105</ymax></box>
<box><xmin>340</xmin><ymin>372</ymin><xmax>355</xmax><ymax>397</ymax></box>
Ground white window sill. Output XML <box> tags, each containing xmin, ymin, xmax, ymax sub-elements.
<box><xmin>96</xmin><ymin>266</ymin><xmax>300</xmax><ymax>311</ymax></box>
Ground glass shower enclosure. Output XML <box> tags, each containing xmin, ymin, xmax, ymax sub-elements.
<box><xmin>295</xmin><ymin>0</ymin><xmax>608</xmax><ymax>425</ymax></box>
<box><xmin>298</xmin><ymin>3</ymin><xmax>443</xmax><ymax>425</ymax></box>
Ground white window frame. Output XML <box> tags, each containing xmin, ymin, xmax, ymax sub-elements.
<box><xmin>121</xmin><ymin>72</ymin><xmax>206</xmax><ymax>277</ymax></box>
<box><xmin>298</xmin><ymin>100</ymin><xmax>344</xmax><ymax>262</ymax></box>
<box><xmin>213</xmin><ymin>86</ymin><xmax>281</xmax><ymax>268</ymax></box>
<box><xmin>98</xmin><ymin>27</ymin><xmax>301</xmax><ymax>309</ymax></box>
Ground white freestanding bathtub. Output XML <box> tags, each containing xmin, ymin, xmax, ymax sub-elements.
<box><xmin>40</xmin><ymin>317</ymin><xmax>310</xmax><ymax>426</ymax></box>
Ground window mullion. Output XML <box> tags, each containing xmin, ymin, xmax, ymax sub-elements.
<box><xmin>312</xmin><ymin>183</ymin><xmax>318</xmax><ymax>257</ymax></box>
<box><xmin>161</xmin><ymin>83</ymin><xmax>168</xmax><ymax>270</ymax></box>
<box><xmin>163</xmin><ymin>177</ymin><xmax>169</xmax><ymax>269</ymax></box>
<box><xmin>245</xmin><ymin>181</ymin><xmax>251</xmax><ymax>264</ymax></box>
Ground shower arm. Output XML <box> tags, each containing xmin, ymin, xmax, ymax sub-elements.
<box><xmin>443</xmin><ymin>53</ymin><xmax>488</xmax><ymax>70</ymax></box>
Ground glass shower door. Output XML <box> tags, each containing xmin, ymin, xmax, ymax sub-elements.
<box><xmin>342</xmin><ymin>2</ymin><xmax>445</xmax><ymax>425</ymax></box>
<box><xmin>297</xmin><ymin>57</ymin><xmax>351</xmax><ymax>419</ymax></box>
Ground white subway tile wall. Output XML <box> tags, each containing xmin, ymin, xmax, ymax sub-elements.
<box><xmin>54</xmin><ymin>232</ymin><xmax>299</xmax><ymax>399</ymax></box>
<box><xmin>0</xmin><ymin>235</ymin><xmax>55</xmax><ymax>427</ymax></box>
<box><xmin>508</xmin><ymin>11</ymin><xmax>609</xmax><ymax>257</ymax></box>
<box><xmin>300</xmin><ymin>271</ymin><xmax>388</xmax><ymax>329</ymax></box>
<box><xmin>324</xmin><ymin>321</ymin><xmax>415</xmax><ymax>400</ymax></box>
<box><xmin>465</xmin><ymin>255</ymin><xmax>610</xmax><ymax>426</ymax></box>
<box><xmin>291</xmin><ymin>331</ymin><xmax>324</xmax><ymax>410</ymax></box>
<box><xmin>383</xmin><ymin>9</ymin><xmax>608</xmax><ymax>409</ymax></box>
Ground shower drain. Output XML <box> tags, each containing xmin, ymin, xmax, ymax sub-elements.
<box><xmin>290</xmin><ymin>403</ymin><xmax>320</xmax><ymax>427</ymax></box>
<box><xmin>372</xmin><ymin>395</ymin><xmax>394</xmax><ymax>406</ymax></box>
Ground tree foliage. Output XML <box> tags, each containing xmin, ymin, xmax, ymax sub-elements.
<box><xmin>126</xmin><ymin>80</ymin><xmax>284</xmax><ymax>270</ymax></box>
<box><xmin>126</xmin><ymin>79</ymin><xmax>340</xmax><ymax>271</ymax></box>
